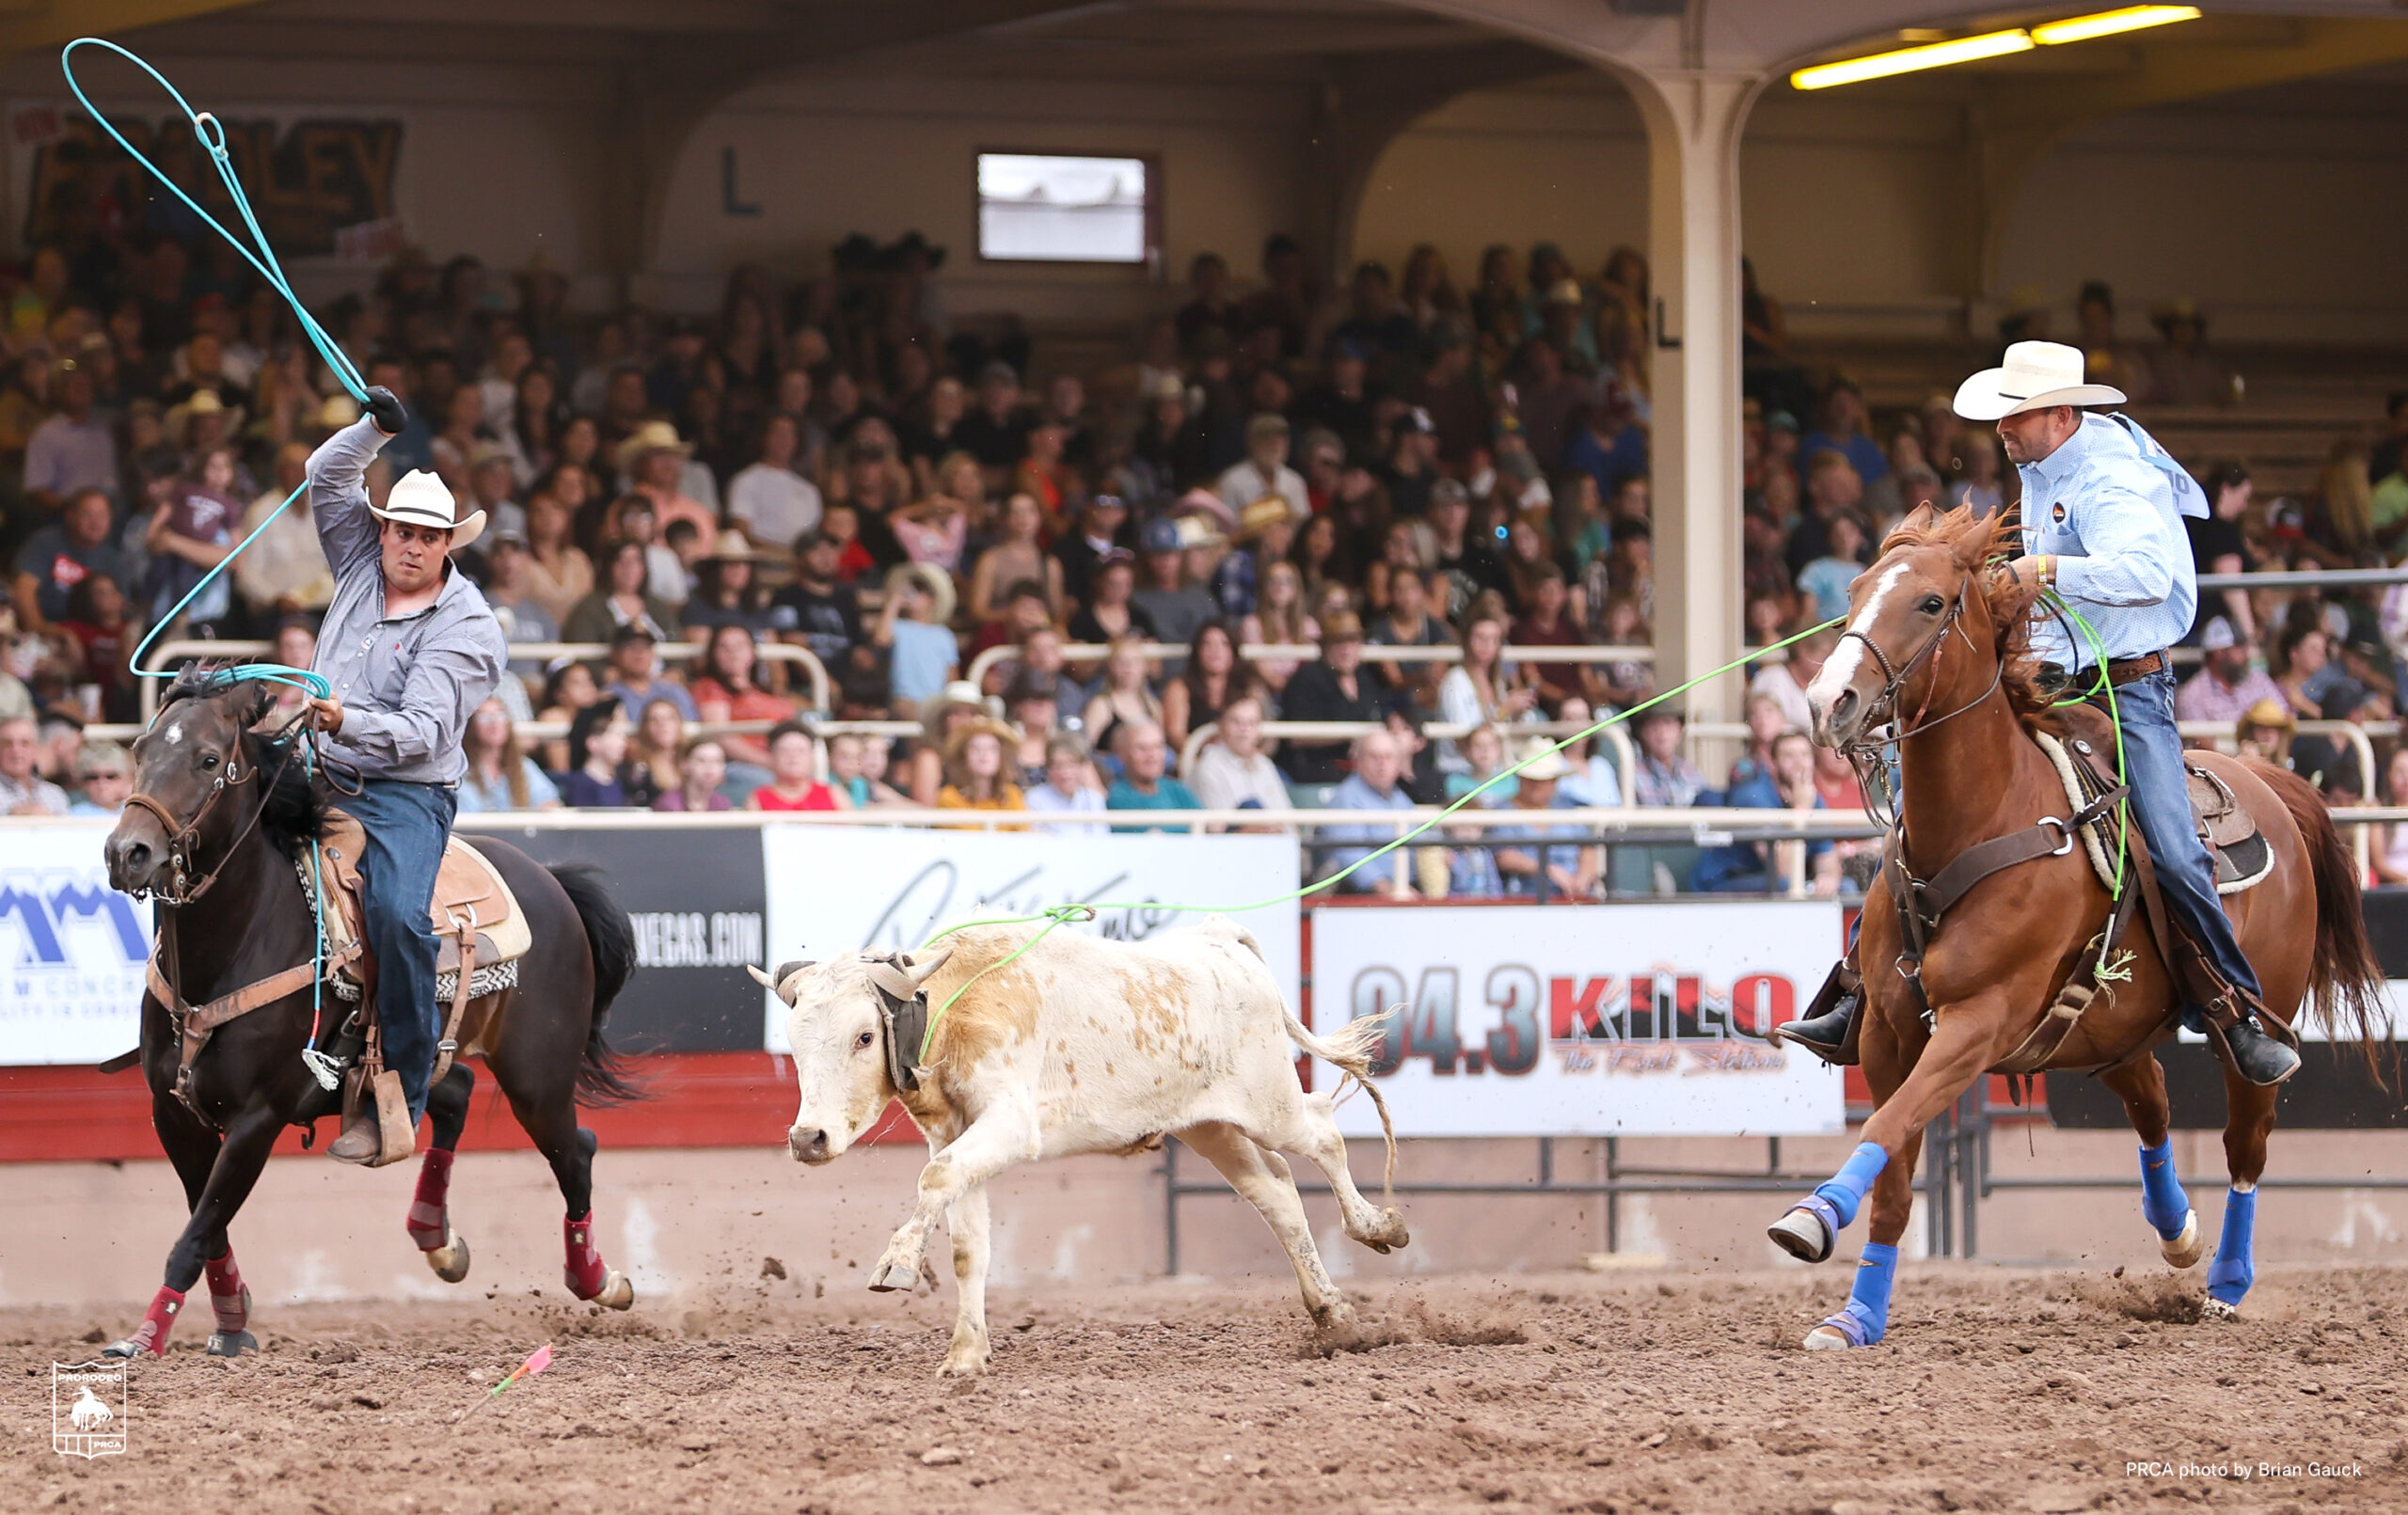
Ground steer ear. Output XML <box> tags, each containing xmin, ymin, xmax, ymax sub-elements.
<box><xmin>899</xmin><ymin>945</ymin><xmax>955</xmax><ymax>991</ymax></box>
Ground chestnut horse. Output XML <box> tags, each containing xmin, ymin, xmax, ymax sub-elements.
<box><xmin>1766</xmin><ymin>507</ymin><xmax>2384</xmax><ymax>1349</ymax></box>
<box><xmin>98</xmin><ymin>672</ymin><xmax>642</xmax><ymax>1358</ymax></box>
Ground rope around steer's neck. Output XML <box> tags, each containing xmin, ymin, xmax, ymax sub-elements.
<box><xmin>63</xmin><ymin>39</ymin><xmax>364</xmax><ymax>706</ymax></box>
<box><xmin>908</xmin><ymin>615</ymin><xmax>1850</xmax><ymax>1061</ymax></box>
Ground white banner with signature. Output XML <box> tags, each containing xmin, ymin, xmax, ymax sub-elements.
<box><xmin>1</xmin><ymin>822</ymin><xmax>151</xmax><ymax>1066</ymax></box>
<box><xmin>759</xmin><ymin>827</ymin><xmax>1300</xmax><ymax>1051</ymax></box>
<box><xmin>1309</xmin><ymin>903</ymin><xmax>1846</xmax><ymax>1138</ymax></box>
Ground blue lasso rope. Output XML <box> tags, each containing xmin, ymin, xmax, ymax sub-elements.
<box><xmin>68</xmin><ymin>38</ymin><xmax>362</xmax><ymax>1075</ymax></box>
<box><xmin>63</xmin><ymin>37</ymin><xmax>367</xmax><ymax>704</ymax></box>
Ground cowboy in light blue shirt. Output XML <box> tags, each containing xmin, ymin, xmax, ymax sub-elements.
<box><xmin>1783</xmin><ymin>341</ymin><xmax>2295</xmax><ymax>1086</ymax></box>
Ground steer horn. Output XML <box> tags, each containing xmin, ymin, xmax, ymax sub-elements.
<box><xmin>746</xmin><ymin>958</ymin><xmax>817</xmax><ymax>1004</ymax></box>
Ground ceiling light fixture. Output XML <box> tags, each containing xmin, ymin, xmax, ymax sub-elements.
<box><xmin>1790</xmin><ymin>6</ymin><xmax>2202</xmax><ymax>91</ymax></box>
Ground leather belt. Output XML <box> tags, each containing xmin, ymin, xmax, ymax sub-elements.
<box><xmin>2039</xmin><ymin>651</ymin><xmax>2166</xmax><ymax>690</ymax></box>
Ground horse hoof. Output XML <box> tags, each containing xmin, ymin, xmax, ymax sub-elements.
<box><xmin>2201</xmin><ymin>1298</ymin><xmax>2239</xmax><ymax>1322</ymax></box>
<box><xmin>205</xmin><ymin>1329</ymin><xmax>257</xmax><ymax>1358</ymax></box>
<box><xmin>2160</xmin><ymin>1210</ymin><xmax>2204</xmax><ymax>1270</ymax></box>
<box><xmin>424</xmin><ymin>1230</ymin><xmax>472</xmax><ymax>1285</ymax></box>
<box><xmin>1803</xmin><ymin>1324</ymin><xmax>1853</xmax><ymax>1350</ymax></box>
<box><xmin>867</xmin><ymin>1262</ymin><xmax>919</xmax><ymax>1293</ymax></box>
<box><xmin>99</xmin><ymin>1339</ymin><xmax>141</xmax><ymax>1361</ymax></box>
<box><xmin>1768</xmin><ymin>1206</ymin><xmax>1835</xmax><ymax>1264</ymax></box>
<box><xmin>594</xmin><ymin>1270</ymin><xmax>635</xmax><ymax>1311</ymax></box>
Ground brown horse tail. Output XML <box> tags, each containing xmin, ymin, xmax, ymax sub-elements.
<box><xmin>2257</xmin><ymin>761</ymin><xmax>2392</xmax><ymax>1087</ymax></box>
<box><xmin>549</xmin><ymin>862</ymin><xmax>644</xmax><ymax>1107</ymax></box>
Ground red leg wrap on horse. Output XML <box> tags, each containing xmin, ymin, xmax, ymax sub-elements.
<box><xmin>125</xmin><ymin>1286</ymin><xmax>187</xmax><ymax>1357</ymax></box>
<box><xmin>407</xmin><ymin>1147</ymin><xmax>456</xmax><ymax>1251</ymax></box>
<box><xmin>563</xmin><ymin>1212</ymin><xmax>608</xmax><ymax>1299</ymax></box>
<box><xmin>204</xmin><ymin>1253</ymin><xmax>248</xmax><ymax>1333</ymax></box>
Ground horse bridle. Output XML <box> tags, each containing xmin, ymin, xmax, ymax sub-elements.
<box><xmin>1833</xmin><ymin>576</ymin><xmax>2009</xmax><ymax>831</ymax></box>
<box><xmin>121</xmin><ymin>705</ymin><xmax>309</xmax><ymax>907</ymax></box>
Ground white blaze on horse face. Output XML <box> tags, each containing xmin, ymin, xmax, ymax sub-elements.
<box><xmin>163</xmin><ymin>719</ymin><xmax>183</xmax><ymax>748</ymax></box>
<box><xmin>1809</xmin><ymin>560</ymin><xmax>1913</xmax><ymax>726</ymax></box>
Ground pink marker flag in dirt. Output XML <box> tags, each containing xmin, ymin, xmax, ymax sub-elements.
<box><xmin>488</xmin><ymin>1344</ymin><xmax>554</xmax><ymax>1399</ymax></box>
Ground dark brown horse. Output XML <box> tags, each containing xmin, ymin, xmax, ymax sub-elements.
<box><xmin>98</xmin><ymin>672</ymin><xmax>642</xmax><ymax>1358</ymax></box>
<box><xmin>1766</xmin><ymin>506</ymin><xmax>2384</xmax><ymax>1349</ymax></box>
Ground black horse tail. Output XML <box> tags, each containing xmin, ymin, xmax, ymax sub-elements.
<box><xmin>2258</xmin><ymin>760</ymin><xmax>2392</xmax><ymax>1088</ymax></box>
<box><xmin>549</xmin><ymin>861</ymin><xmax>644</xmax><ymax>1107</ymax></box>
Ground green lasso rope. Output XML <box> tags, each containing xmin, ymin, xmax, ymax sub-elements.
<box><xmin>64</xmin><ymin>37</ymin><xmax>366</xmax><ymax>703</ymax></box>
<box><xmin>2045</xmin><ymin>592</ymin><xmax>2133</xmax><ymax>894</ymax></box>
<box><xmin>910</xmin><ymin>615</ymin><xmax>1849</xmax><ymax>1058</ymax></box>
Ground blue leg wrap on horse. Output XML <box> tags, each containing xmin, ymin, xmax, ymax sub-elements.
<box><xmin>2209</xmin><ymin>1188</ymin><xmax>2257</xmax><ymax>1306</ymax></box>
<box><xmin>2138</xmin><ymin>1140</ymin><xmax>2191</xmax><ymax>1240</ymax></box>
<box><xmin>1821</xmin><ymin>1242</ymin><xmax>1900</xmax><ymax>1347</ymax></box>
<box><xmin>1813</xmin><ymin>1142</ymin><xmax>1890</xmax><ymax>1229</ymax></box>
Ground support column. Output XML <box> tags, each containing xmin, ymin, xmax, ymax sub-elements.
<box><xmin>1623</xmin><ymin>67</ymin><xmax>1758</xmax><ymax>725</ymax></box>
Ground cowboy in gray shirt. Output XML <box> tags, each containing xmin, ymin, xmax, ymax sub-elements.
<box><xmin>304</xmin><ymin>387</ymin><xmax>505</xmax><ymax>1161</ymax></box>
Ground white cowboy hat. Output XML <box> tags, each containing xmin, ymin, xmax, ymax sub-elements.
<box><xmin>370</xmin><ymin>469</ymin><xmax>485</xmax><ymax>550</ymax></box>
<box><xmin>1952</xmin><ymin>339</ymin><xmax>2125</xmax><ymax>421</ymax></box>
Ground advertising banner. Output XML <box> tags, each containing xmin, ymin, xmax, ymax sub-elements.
<box><xmin>1</xmin><ymin>823</ymin><xmax>150</xmax><ymax>1066</ymax></box>
<box><xmin>481</xmin><ymin>824</ymin><xmax>768</xmax><ymax>1053</ymax></box>
<box><xmin>759</xmin><ymin>827</ymin><xmax>1300</xmax><ymax>1051</ymax></box>
<box><xmin>1309</xmin><ymin>903</ymin><xmax>1846</xmax><ymax>1138</ymax></box>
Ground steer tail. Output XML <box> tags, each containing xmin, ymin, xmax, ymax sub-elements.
<box><xmin>2259</xmin><ymin>762</ymin><xmax>2392</xmax><ymax>1087</ymax></box>
<box><xmin>1285</xmin><ymin>1005</ymin><xmax>1400</xmax><ymax>1207</ymax></box>
<box><xmin>550</xmin><ymin>862</ymin><xmax>643</xmax><ymax>1107</ymax></box>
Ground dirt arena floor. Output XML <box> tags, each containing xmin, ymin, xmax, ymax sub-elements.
<box><xmin>6</xmin><ymin>1263</ymin><xmax>2402</xmax><ymax>1514</ymax></box>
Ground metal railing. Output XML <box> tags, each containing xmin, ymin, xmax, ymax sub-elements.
<box><xmin>962</xmin><ymin>639</ymin><xmax>1656</xmax><ymax>690</ymax></box>
<box><xmin>132</xmin><ymin>637</ymin><xmax>832</xmax><ymax>718</ymax></box>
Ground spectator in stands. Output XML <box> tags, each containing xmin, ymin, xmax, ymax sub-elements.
<box><xmin>1554</xmin><ymin>697</ymin><xmax>1623</xmax><ymax>808</ymax></box>
<box><xmin>1796</xmin><ymin>512</ymin><xmax>1869</xmax><ymax>624</ymax></box>
<box><xmin>1003</xmin><ymin>671</ymin><xmax>1063</xmax><ymax>782</ymax></box>
<box><xmin>479</xmin><ymin>529</ymin><xmax>561</xmax><ymax>649</ymax></box>
<box><xmin>599</xmin><ymin>623</ymin><xmax>698</xmax><ymax>724</ymax></box>
<box><xmin>725</xmin><ymin>412</ymin><xmax>822</xmax><ymax>550</ymax></box>
<box><xmin>1695</xmin><ymin>730</ymin><xmax>1836</xmax><ymax>896</ymax></box>
<box><xmin>1950</xmin><ymin>434</ymin><xmax>2005</xmax><ymax>518</ymax></box>
<box><xmin>953</xmin><ymin>361</ymin><xmax>1031</xmax><ymax>477</ymax></box>
<box><xmin>1727</xmin><ymin>692</ymin><xmax>1789</xmax><ymax>792</ymax></box>
<box><xmin>771</xmin><ymin>529</ymin><xmax>875</xmax><ymax>709</ymax></box>
<box><xmin>522</xmin><ymin>485</ymin><xmax>593</xmax><ymax>628</ymax></box>
<box><xmin>624</xmin><ymin>698</ymin><xmax>688</xmax><ymax>805</ymax></box>
<box><xmin>1215</xmin><ymin>414</ymin><xmax>1307</xmax><ymax>523</ymax></box>
<box><xmin>829</xmin><ymin>732</ymin><xmax>908</xmax><ymax>810</ymax></box>
<box><xmin>2186</xmin><ymin>460</ymin><xmax>2258</xmax><ymax>642</ymax></box>
<box><xmin>66</xmin><ymin>739</ymin><xmax>132</xmax><ymax>817</ymax></box>
<box><xmin>968</xmin><ymin>492</ymin><xmax>1065</xmax><ymax>631</ymax></box>
<box><xmin>1437</xmin><ymin>608</ymin><xmax>1538</xmax><ymax>770</ymax></box>
<box><xmin>893</xmin><ymin>454</ymin><xmax>975</xmax><ymax>574</ymax></box>
<box><xmin>0</xmin><ymin>717</ymin><xmax>68</xmax><ymax>815</ymax></box>
<box><xmin>1379</xmin><ymin>406</ymin><xmax>1439</xmax><ymax>520</ymax></box>
<box><xmin>654</xmin><ymin>735</ymin><xmax>732</xmax><ymax>813</ymax></box>
<box><xmin>23</xmin><ymin>363</ymin><xmax>116</xmax><ymax>513</ymax></box>
<box><xmin>1279</xmin><ymin>610</ymin><xmax>1382</xmax><ymax>783</ymax></box>
<box><xmin>1786</xmin><ymin>452</ymin><xmax>1864</xmax><ymax>581</ymax></box>
<box><xmin>535</xmin><ymin>661</ymin><xmax>597</xmax><ymax>773</ymax></box>
<box><xmin>1495</xmin><ymin>746</ymin><xmax>1599</xmax><ymax>900</ymax></box>
<box><xmin>231</xmin><ymin>442</ymin><xmax>334</xmax><ymax>620</ymax></box>
<box><xmin>1798</xmin><ymin>380</ymin><xmax>1886</xmax><ymax>486</ymax></box>
<box><xmin>2301</xmin><ymin>439</ymin><xmax>2380</xmax><ymax>570</ymax></box>
<box><xmin>875</xmin><ymin>562</ymin><xmax>960</xmax><ymax>714</ymax></box>
<box><xmin>1563</xmin><ymin>395</ymin><xmax>1648</xmax><ymax>509</ymax></box>
<box><xmin>458</xmin><ymin>696</ymin><xmax>561</xmax><ymax>813</ymax></box>
<box><xmin>2272</xmin><ymin>620</ymin><xmax>2333</xmax><ymax>721</ymax></box>
<box><xmin>1024</xmin><ymin>731</ymin><xmax>1109</xmax><ymax>835</ymax></box>
<box><xmin>2075</xmin><ymin>279</ymin><xmax>2143</xmax><ymax>396</ymax></box>
<box><xmin>1426</xmin><ymin>481</ymin><xmax>1510</xmax><ymax>612</ymax></box>
<box><xmin>1323</xmin><ymin>727</ymin><xmax>1422</xmax><ymax>898</ymax></box>
<box><xmin>1174</xmin><ymin>251</ymin><xmax>1236</xmax><ymax>355</ymax></box>
<box><xmin>1068</xmin><ymin>548</ymin><xmax>1152</xmax><ymax>645</ymax></box>
<box><xmin>1631</xmin><ymin>708</ymin><xmax>1707</xmax><ymax>808</ymax></box>
<box><xmin>1054</xmin><ymin>492</ymin><xmax>1130</xmax><ymax>611</ymax></box>
<box><xmin>143</xmin><ymin>444</ymin><xmax>242</xmax><ymax>635</ymax></box>
<box><xmin>1411</xmin><ymin>321</ymin><xmax>1490</xmax><ymax>472</ymax></box>
<box><xmin>1368</xmin><ymin>564</ymin><xmax>1444</xmax><ymax>709</ymax></box>
<box><xmin>1083</xmin><ymin>635</ymin><xmax>1163</xmax><ymax>758</ymax></box>
<box><xmin>1187</xmin><ymin>693</ymin><xmax>1291</xmax><ymax>822</ymax></box>
<box><xmin>690</xmin><ymin>623</ymin><xmax>796</xmax><ymax>767</ymax></box>
<box><xmin>1750</xmin><ymin>626</ymin><xmax>1832</xmax><ymax>736</ymax></box>
<box><xmin>680</xmin><ymin>529</ymin><xmax>775</xmax><ymax>640</ymax></box>
<box><xmin>937</xmin><ymin>718</ymin><xmax>1026</xmax><ymax>826</ymax></box>
<box><xmin>2174</xmin><ymin>617</ymin><xmax>2286</xmax><ymax>727</ymax></box>
<box><xmin>2235</xmin><ymin>699</ymin><xmax>2296</xmax><ymax>767</ymax></box>
<box><xmin>1163</xmin><ymin>620</ymin><xmax>1255</xmax><ymax>750</ymax></box>
<box><xmin>562</xmin><ymin>698</ymin><xmax>639</xmax><ymax>809</ymax></box>
<box><xmin>1106</xmin><ymin>719</ymin><xmax>1198</xmax><ymax>831</ymax></box>
<box><xmin>750</xmin><ymin>719</ymin><xmax>844</xmax><ymax>812</ymax></box>
<box><xmin>618</xmin><ymin>420</ymin><xmax>713</xmax><ymax>541</ymax></box>
<box><xmin>1442</xmin><ymin>722</ymin><xmax>1514</xmax><ymax>808</ymax></box>
<box><xmin>1509</xmin><ymin>563</ymin><xmax>1589</xmax><ymax>710</ymax></box>
<box><xmin>2375</xmin><ymin>749</ymin><xmax>2408</xmax><ymax>886</ymax></box>
<box><xmin>563</xmin><ymin>537</ymin><xmax>674</xmax><ymax>645</ymax></box>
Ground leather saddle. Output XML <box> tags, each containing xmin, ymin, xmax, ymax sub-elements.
<box><xmin>312</xmin><ymin>809</ymin><xmax>532</xmax><ymax>1014</ymax></box>
<box><xmin>2053</xmin><ymin>724</ymin><xmax>2273</xmax><ymax>895</ymax></box>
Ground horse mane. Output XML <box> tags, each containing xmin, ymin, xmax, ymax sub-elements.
<box><xmin>1875</xmin><ymin>504</ymin><xmax>2061</xmax><ymax>731</ymax></box>
<box><xmin>156</xmin><ymin>664</ymin><xmax>331</xmax><ymax>856</ymax></box>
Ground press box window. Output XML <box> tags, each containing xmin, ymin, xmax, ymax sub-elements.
<box><xmin>976</xmin><ymin>153</ymin><xmax>1154</xmax><ymax>265</ymax></box>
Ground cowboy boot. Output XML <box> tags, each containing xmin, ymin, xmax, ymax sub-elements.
<box><xmin>327</xmin><ymin>1102</ymin><xmax>384</xmax><ymax>1163</ymax></box>
<box><xmin>2219</xmin><ymin>1011</ymin><xmax>2301</xmax><ymax>1088</ymax></box>
<box><xmin>1772</xmin><ymin>960</ymin><xmax>1861</xmax><ymax>1065</ymax></box>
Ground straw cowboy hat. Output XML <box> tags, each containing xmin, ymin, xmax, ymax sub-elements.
<box><xmin>1515</xmin><ymin>740</ymin><xmax>1572</xmax><ymax>784</ymax></box>
<box><xmin>701</xmin><ymin>527</ymin><xmax>783</xmax><ymax>564</ymax></box>
<box><xmin>166</xmin><ymin>387</ymin><xmax>246</xmax><ymax>449</ymax></box>
<box><xmin>371</xmin><ymin>470</ymin><xmax>485</xmax><ymax>551</ymax></box>
<box><xmin>1952</xmin><ymin>339</ymin><xmax>2125</xmax><ymax>421</ymax></box>
<box><xmin>884</xmin><ymin>560</ymin><xmax>958</xmax><ymax>625</ymax></box>
<box><xmin>613</xmin><ymin>418</ymin><xmax>691</xmax><ymax>474</ymax></box>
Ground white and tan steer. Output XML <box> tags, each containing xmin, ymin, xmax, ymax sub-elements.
<box><xmin>751</xmin><ymin>917</ymin><xmax>1407</xmax><ymax>1376</ymax></box>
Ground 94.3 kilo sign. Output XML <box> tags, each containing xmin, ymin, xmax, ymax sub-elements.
<box><xmin>1310</xmin><ymin>903</ymin><xmax>1846</xmax><ymax>1138</ymax></box>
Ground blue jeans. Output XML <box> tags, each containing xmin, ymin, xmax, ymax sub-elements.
<box><xmin>2112</xmin><ymin>668</ymin><xmax>2261</xmax><ymax>1003</ymax></box>
<box><xmin>342</xmin><ymin>779</ymin><xmax>457</xmax><ymax>1123</ymax></box>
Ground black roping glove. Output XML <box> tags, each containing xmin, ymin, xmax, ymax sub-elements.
<box><xmin>363</xmin><ymin>385</ymin><xmax>407</xmax><ymax>436</ymax></box>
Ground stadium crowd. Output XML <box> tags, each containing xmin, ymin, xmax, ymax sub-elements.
<box><xmin>3</xmin><ymin>216</ymin><xmax>2404</xmax><ymax>896</ymax></box>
